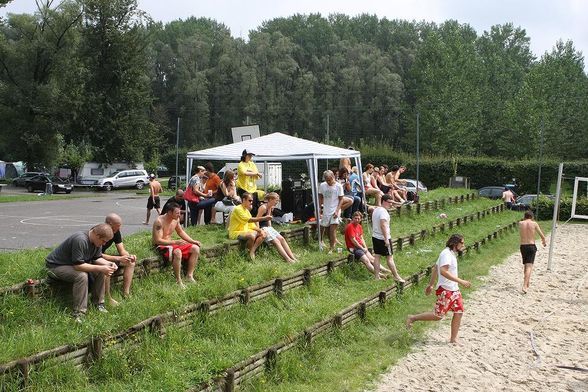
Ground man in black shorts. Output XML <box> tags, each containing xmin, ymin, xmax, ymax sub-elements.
<box><xmin>370</xmin><ymin>194</ymin><xmax>404</xmax><ymax>282</ymax></box>
<box><xmin>519</xmin><ymin>211</ymin><xmax>547</xmax><ymax>293</ymax></box>
<box><xmin>143</xmin><ymin>174</ymin><xmax>162</xmax><ymax>225</ymax></box>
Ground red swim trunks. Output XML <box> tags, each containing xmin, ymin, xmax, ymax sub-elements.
<box><xmin>155</xmin><ymin>243</ymin><xmax>194</xmax><ymax>262</ymax></box>
<box><xmin>434</xmin><ymin>287</ymin><xmax>464</xmax><ymax>317</ymax></box>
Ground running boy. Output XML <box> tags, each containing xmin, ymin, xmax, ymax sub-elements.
<box><xmin>406</xmin><ymin>234</ymin><xmax>471</xmax><ymax>344</ymax></box>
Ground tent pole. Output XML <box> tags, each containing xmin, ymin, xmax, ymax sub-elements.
<box><xmin>310</xmin><ymin>157</ymin><xmax>322</xmax><ymax>250</ymax></box>
<box><xmin>184</xmin><ymin>158</ymin><xmax>192</xmax><ymax>228</ymax></box>
<box><xmin>263</xmin><ymin>160</ymin><xmax>268</xmax><ymax>191</ymax></box>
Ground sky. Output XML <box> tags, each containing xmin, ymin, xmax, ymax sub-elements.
<box><xmin>2</xmin><ymin>0</ymin><xmax>587</xmax><ymax>64</ymax></box>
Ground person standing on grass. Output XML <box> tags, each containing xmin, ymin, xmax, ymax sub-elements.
<box><xmin>45</xmin><ymin>224</ymin><xmax>118</xmax><ymax>322</ymax></box>
<box><xmin>371</xmin><ymin>194</ymin><xmax>405</xmax><ymax>282</ymax></box>
<box><xmin>143</xmin><ymin>174</ymin><xmax>163</xmax><ymax>225</ymax></box>
<box><xmin>406</xmin><ymin>234</ymin><xmax>471</xmax><ymax>344</ymax></box>
<box><xmin>152</xmin><ymin>203</ymin><xmax>201</xmax><ymax>289</ymax></box>
<box><xmin>319</xmin><ymin>170</ymin><xmax>352</xmax><ymax>253</ymax></box>
<box><xmin>101</xmin><ymin>213</ymin><xmax>137</xmax><ymax>306</ymax></box>
<box><xmin>345</xmin><ymin>211</ymin><xmax>392</xmax><ymax>279</ymax></box>
<box><xmin>519</xmin><ymin>210</ymin><xmax>547</xmax><ymax>293</ymax></box>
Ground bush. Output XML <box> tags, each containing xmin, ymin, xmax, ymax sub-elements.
<box><xmin>534</xmin><ymin>196</ymin><xmax>588</xmax><ymax>220</ymax></box>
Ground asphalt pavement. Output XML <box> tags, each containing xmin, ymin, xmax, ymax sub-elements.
<box><xmin>0</xmin><ymin>186</ymin><xmax>155</xmax><ymax>250</ymax></box>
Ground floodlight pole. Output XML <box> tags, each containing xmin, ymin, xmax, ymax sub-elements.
<box><xmin>535</xmin><ymin>118</ymin><xmax>544</xmax><ymax>217</ymax></box>
<box><xmin>175</xmin><ymin>117</ymin><xmax>180</xmax><ymax>186</ymax></box>
<box><xmin>547</xmin><ymin>163</ymin><xmax>563</xmax><ymax>271</ymax></box>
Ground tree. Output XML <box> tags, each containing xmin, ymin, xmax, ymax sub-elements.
<box><xmin>76</xmin><ymin>0</ymin><xmax>159</xmax><ymax>163</ymax></box>
<box><xmin>57</xmin><ymin>134</ymin><xmax>93</xmax><ymax>182</ymax></box>
<box><xmin>506</xmin><ymin>40</ymin><xmax>588</xmax><ymax>159</ymax></box>
<box><xmin>0</xmin><ymin>1</ymin><xmax>82</xmax><ymax>168</ymax></box>
<box><xmin>476</xmin><ymin>23</ymin><xmax>534</xmax><ymax>156</ymax></box>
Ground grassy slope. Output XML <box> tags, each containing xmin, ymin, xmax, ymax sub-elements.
<box><xmin>0</xmin><ymin>210</ymin><xmax>521</xmax><ymax>390</ymax></box>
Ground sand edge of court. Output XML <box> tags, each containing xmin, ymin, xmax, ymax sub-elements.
<box><xmin>371</xmin><ymin>223</ymin><xmax>588</xmax><ymax>392</ymax></box>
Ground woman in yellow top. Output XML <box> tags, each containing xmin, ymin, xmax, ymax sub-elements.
<box><xmin>237</xmin><ymin>149</ymin><xmax>263</xmax><ymax>214</ymax></box>
<box><xmin>227</xmin><ymin>192</ymin><xmax>271</xmax><ymax>259</ymax></box>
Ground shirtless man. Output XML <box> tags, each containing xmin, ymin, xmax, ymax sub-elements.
<box><xmin>502</xmin><ymin>187</ymin><xmax>515</xmax><ymax>210</ymax></box>
<box><xmin>144</xmin><ymin>174</ymin><xmax>163</xmax><ymax>225</ymax></box>
<box><xmin>152</xmin><ymin>202</ymin><xmax>201</xmax><ymax>288</ymax></box>
<box><xmin>386</xmin><ymin>165</ymin><xmax>408</xmax><ymax>203</ymax></box>
<box><xmin>519</xmin><ymin>210</ymin><xmax>547</xmax><ymax>293</ymax></box>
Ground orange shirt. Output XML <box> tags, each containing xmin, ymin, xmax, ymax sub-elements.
<box><xmin>204</xmin><ymin>174</ymin><xmax>222</xmax><ymax>193</ymax></box>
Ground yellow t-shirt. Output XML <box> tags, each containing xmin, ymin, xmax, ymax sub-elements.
<box><xmin>236</xmin><ymin>161</ymin><xmax>258</xmax><ymax>193</ymax></box>
<box><xmin>228</xmin><ymin>205</ymin><xmax>256</xmax><ymax>239</ymax></box>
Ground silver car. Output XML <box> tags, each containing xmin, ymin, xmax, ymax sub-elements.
<box><xmin>401</xmin><ymin>179</ymin><xmax>428</xmax><ymax>193</ymax></box>
<box><xmin>95</xmin><ymin>170</ymin><xmax>149</xmax><ymax>191</ymax></box>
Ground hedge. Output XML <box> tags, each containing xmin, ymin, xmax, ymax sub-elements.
<box><xmin>358</xmin><ymin>146</ymin><xmax>588</xmax><ymax>194</ymax></box>
<box><xmin>534</xmin><ymin>196</ymin><xmax>588</xmax><ymax>221</ymax></box>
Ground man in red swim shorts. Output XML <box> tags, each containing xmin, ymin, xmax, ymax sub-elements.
<box><xmin>152</xmin><ymin>202</ymin><xmax>201</xmax><ymax>288</ymax></box>
<box><xmin>406</xmin><ymin>234</ymin><xmax>471</xmax><ymax>344</ymax></box>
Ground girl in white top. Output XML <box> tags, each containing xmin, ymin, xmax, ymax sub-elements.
<box><xmin>406</xmin><ymin>234</ymin><xmax>471</xmax><ymax>344</ymax></box>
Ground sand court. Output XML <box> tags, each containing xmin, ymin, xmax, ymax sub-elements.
<box><xmin>373</xmin><ymin>223</ymin><xmax>588</xmax><ymax>392</ymax></box>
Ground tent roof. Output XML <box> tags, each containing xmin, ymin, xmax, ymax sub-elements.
<box><xmin>186</xmin><ymin>132</ymin><xmax>360</xmax><ymax>161</ymax></box>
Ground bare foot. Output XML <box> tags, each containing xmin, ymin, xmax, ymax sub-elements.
<box><xmin>249</xmin><ymin>252</ymin><xmax>256</xmax><ymax>260</ymax></box>
<box><xmin>406</xmin><ymin>315</ymin><xmax>414</xmax><ymax>329</ymax></box>
<box><xmin>449</xmin><ymin>340</ymin><xmax>462</xmax><ymax>346</ymax></box>
<box><xmin>395</xmin><ymin>277</ymin><xmax>406</xmax><ymax>283</ymax></box>
<box><xmin>522</xmin><ymin>287</ymin><xmax>528</xmax><ymax>294</ymax></box>
<box><xmin>108</xmin><ymin>298</ymin><xmax>120</xmax><ymax>307</ymax></box>
<box><xmin>186</xmin><ymin>276</ymin><xmax>196</xmax><ymax>284</ymax></box>
<box><xmin>177</xmin><ymin>281</ymin><xmax>187</xmax><ymax>289</ymax></box>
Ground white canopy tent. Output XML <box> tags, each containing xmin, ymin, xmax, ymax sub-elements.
<box><xmin>186</xmin><ymin>132</ymin><xmax>364</xmax><ymax>249</ymax></box>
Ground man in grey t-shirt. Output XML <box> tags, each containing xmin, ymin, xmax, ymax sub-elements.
<box><xmin>46</xmin><ymin>224</ymin><xmax>118</xmax><ymax>321</ymax></box>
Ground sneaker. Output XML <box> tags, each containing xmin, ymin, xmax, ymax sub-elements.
<box><xmin>72</xmin><ymin>312</ymin><xmax>84</xmax><ymax>323</ymax></box>
<box><xmin>97</xmin><ymin>304</ymin><xmax>108</xmax><ymax>313</ymax></box>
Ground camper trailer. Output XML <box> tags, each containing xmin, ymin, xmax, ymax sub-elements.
<box><xmin>77</xmin><ymin>162</ymin><xmax>145</xmax><ymax>185</ymax></box>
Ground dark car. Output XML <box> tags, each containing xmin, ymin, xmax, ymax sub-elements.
<box><xmin>12</xmin><ymin>172</ymin><xmax>46</xmax><ymax>187</ymax></box>
<box><xmin>25</xmin><ymin>175</ymin><xmax>74</xmax><ymax>194</ymax></box>
<box><xmin>478</xmin><ymin>186</ymin><xmax>517</xmax><ymax>200</ymax></box>
<box><xmin>515</xmin><ymin>194</ymin><xmax>556</xmax><ymax>209</ymax></box>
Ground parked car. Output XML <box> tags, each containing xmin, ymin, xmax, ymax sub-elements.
<box><xmin>514</xmin><ymin>194</ymin><xmax>556</xmax><ymax>209</ymax></box>
<box><xmin>478</xmin><ymin>186</ymin><xmax>517</xmax><ymax>200</ymax></box>
<box><xmin>402</xmin><ymin>179</ymin><xmax>428</xmax><ymax>193</ymax></box>
<box><xmin>25</xmin><ymin>175</ymin><xmax>73</xmax><ymax>194</ymax></box>
<box><xmin>12</xmin><ymin>172</ymin><xmax>46</xmax><ymax>187</ymax></box>
<box><xmin>95</xmin><ymin>169</ymin><xmax>149</xmax><ymax>191</ymax></box>
<box><xmin>168</xmin><ymin>175</ymin><xmax>186</xmax><ymax>190</ymax></box>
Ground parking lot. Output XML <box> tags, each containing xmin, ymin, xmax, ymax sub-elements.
<box><xmin>0</xmin><ymin>186</ymin><xmax>153</xmax><ymax>250</ymax></box>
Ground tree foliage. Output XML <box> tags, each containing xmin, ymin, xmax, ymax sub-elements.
<box><xmin>1</xmin><ymin>8</ymin><xmax>587</xmax><ymax>169</ymax></box>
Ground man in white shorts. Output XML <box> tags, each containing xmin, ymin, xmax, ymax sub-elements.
<box><xmin>318</xmin><ymin>170</ymin><xmax>352</xmax><ymax>252</ymax></box>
